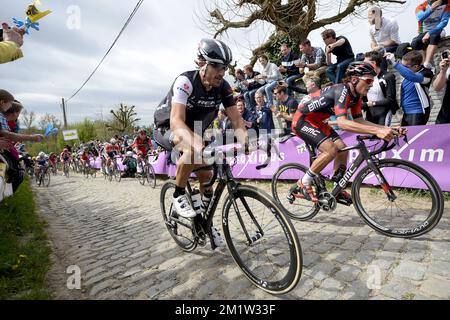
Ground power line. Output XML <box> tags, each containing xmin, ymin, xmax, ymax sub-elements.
<box><xmin>66</xmin><ymin>0</ymin><xmax>145</xmax><ymax>102</ymax></box>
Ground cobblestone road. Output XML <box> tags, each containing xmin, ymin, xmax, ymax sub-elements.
<box><xmin>33</xmin><ymin>173</ymin><xmax>450</xmax><ymax>300</ymax></box>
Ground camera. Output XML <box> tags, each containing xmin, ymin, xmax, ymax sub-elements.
<box><xmin>442</xmin><ymin>51</ymin><xmax>449</xmax><ymax>60</ymax></box>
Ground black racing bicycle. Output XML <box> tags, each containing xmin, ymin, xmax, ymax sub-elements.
<box><xmin>136</xmin><ymin>151</ymin><xmax>157</xmax><ymax>188</ymax></box>
<box><xmin>36</xmin><ymin>165</ymin><xmax>51</xmax><ymax>187</ymax></box>
<box><xmin>83</xmin><ymin>160</ymin><xmax>97</xmax><ymax>179</ymax></box>
<box><xmin>160</xmin><ymin>141</ymin><xmax>302</xmax><ymax>294</ymax></box>
<box><xmin>271</xmin><ymin>135</ymin><xmax>444</xmax><ymax>238</ymax></box>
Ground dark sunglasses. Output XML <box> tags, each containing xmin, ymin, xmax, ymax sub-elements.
<box><xmin>209</xmin><ymin>63</ymin><xmax>229</xmax><ymax>71</ymax></box>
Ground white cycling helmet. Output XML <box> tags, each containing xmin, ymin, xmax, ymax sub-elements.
<box><xmin>126</xmin><ymin>151</ymin><xmax>133</xmax><ymax>157</ymax></box>
<box><xmin>38</xmin><ymin>151</ymin><xmax>45</xmax><ymax>158</ymax></box>
<box><xmin>110</xmin><ymin>138</ymin><xmax>117</xmax><ymax>145</ymax></box>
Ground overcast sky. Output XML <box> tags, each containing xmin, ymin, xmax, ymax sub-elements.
<box><xmin>1</xmin><ymin>0</ymin><xmax>448</xmax><ymax>128</ymax></box>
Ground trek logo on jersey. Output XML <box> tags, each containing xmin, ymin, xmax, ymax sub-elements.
<box><xmin>177</xmin><ymin>84</ymin><xmax>191</xmax><ymax>96</ymax></box>
<box><xmin>338</xmin><ymin>87</ymin><xmax>348</xmax><ymax>104</ymax></box>
<box><xmin>307</xmin><ymin>97</ymin><xmax>326</xmax><ymax>112</ymax></box>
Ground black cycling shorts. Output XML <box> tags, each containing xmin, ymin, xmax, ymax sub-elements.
<box><xmin>412</xmin><ymin>32</ymin><xmax>441</xmax><ymax>50</ymax></box>
<box><xmin>153</xmin><ymin>128</ymin><xmax>174</xmax><ymax>152</ymax></box>
<box><xmin>107</xmin><ymin>152</ymin><xmax>117</xmax><ymax>159</ymax></box>
<box><xmin>294</xmin><ymin>120</ymin><xmax>340</xmax><ymax>149</ymax></box>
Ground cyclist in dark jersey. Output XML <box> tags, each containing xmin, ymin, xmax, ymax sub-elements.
<box><xmin>291</xmin><ymin>61</ymin><xmax>406</xmax><ymax>203</ymax></box>
<box><xmin>153</xmin><ymin>39</ymin><xmax>248</xmax><ymax>244</ymax></box>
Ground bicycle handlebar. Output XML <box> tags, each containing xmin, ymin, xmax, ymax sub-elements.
<box><xmin>201</xmin><ymin>136</ymin><xmax>283</xmax><ymax>188</ymax></box>
<box><xmin>356</xmin><ymin>134</ymin><xmax>408</xmax><ymax>156</ymax></box>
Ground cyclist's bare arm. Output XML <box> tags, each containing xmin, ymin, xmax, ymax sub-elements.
<box><xmin>337</xmin><ymin>117</ymin><xmax>395</xmax><ymax>140</ymax></box>
<box><xmin>170</xmin><ymin>102</ymin><xmax>203</xmax><ymax>154</ymax></box>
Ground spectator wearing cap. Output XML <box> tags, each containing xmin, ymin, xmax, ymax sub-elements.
<box><xmin>278</xmin><ymin>44</ymin><xmax>302</xmax><ymax>94</ymax></box>
<box><xmin>368</xmin><ymin>6</ymin><xmax>401</xmax><ymax>72</ymax></box>
<box><xmin>363</xmin><ymin>51</ymin><xmax>399</xmax><ymax>126</ymax></box>
<box><xmin>255</xmin><ymin>54</ymin><xmax>283</xmax><ymax>106</ymax></box>
<box><xmin>271</xmin><ymin>85</ymin><xmax>298</xmax><ymax>136</ymax></box>
<box><xmin>385</xmin><ymin>51</ymin><xmax>434</xmax><ymax>126</ymax></box>
<box><xmin>433</xmin><ymin>50</ymin><xmax>450</xmax><ymax>124</ymax></box>
<box><xmin>412</xmin><ymin>0</ymin><xmax>450</xmax><ymax>70</ymax></box>
<box><xmin>322</xmin><ymin>29</ymin><xmax>355</xmax><ymax>84</ymax></box>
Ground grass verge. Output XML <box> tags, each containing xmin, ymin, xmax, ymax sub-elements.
<box><xmin>0</xmin><ymin>177</ymin><xmax>52</xmax><ymax>299</ymax></box>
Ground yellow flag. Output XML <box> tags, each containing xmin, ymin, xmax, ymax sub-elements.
<box><xmin>26</xmin><ymin>3</ymin><xmax>52</xmax><ymax>23</ymax></box>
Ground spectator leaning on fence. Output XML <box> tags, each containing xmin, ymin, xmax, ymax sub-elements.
<box><xmin>433</xmin><ymin>50</ymin><xmax>450</xmax><ymax>124</ymax></box>
<box><xmin>362</xmin><ymin>51</ymin><xmax>399</xmax><ymax>126</ymax></box>
<box><xmin>385</xmin><ymin>51</ymin><xmax>434</xmax><ymax>126</ymax></box>
<box><xmin>3</xmin><ymin>100</ymin><xmax>23</xmax><ymax>133</ymax></box>
<box><xmin>255</xmin><ymin>54</ymin><xmax>283</xmax><ymax>106</ymax></box>
<box><xmin>322</xmin><ymin>29</ymin><xmax>355</xmax><ymax>84</ymax></box>
<box><xmin>412</xmin><ymin>0</ymin><xmax>450</xmax><ymax>70</ymax></box>
<box><xmin>368</xmin><ymin>6</ymin><xmax>401</xmax><ymax>72</ymax></box>
<box><xmin>0</xmin><ymin>90</ymin><xmax>44</xmax><ymax>144</ymax></box>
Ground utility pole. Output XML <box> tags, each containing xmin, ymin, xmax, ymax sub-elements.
<box><xmin>61</xmin><ymin>98</ymin><xmax>68</xmax><ymax>129</ymax></box>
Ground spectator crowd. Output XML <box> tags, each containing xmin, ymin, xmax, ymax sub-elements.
<box><xmin>214</xmin><ymin>1</ymin><xmax>450</xmax><ymax>144</ymax></box>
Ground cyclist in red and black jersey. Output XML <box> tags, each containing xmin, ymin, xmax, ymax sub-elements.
<box><xmin>132</xmin><ymin>128</ymin><xmax>153</xmax><ymax>162</ymax></box>
<box><xmin>291</xmin><ymin>61</ymin><xmax>407</xmax><ymax>203</ymax></box>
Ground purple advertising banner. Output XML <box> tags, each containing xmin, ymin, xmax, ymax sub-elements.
<box><xmin>90</xmin><ymin>124</ymin><xmax>450</xmax><ymax>192</ymax></box>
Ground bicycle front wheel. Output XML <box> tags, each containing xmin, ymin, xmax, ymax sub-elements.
<box><xmin>271</xmin><ymin>163</ymin><xmax>320</xmax><ymax>221</ymax></box>
<box><xmin>114</xmin><ymin>165</ymin><xmax>121</xmax><ymax>182</ymax></box>
<box><xmin>160</xmin><ymin>182</ymin><xmax>197</xmax><ymax>252</ymax></box>
<box><xmin>352</xmin><ymin>159</ymin><xmax>444</xmax><ymax>238</ymax></box>
<box><xmin>146</xmin><ymin>164</ymin><xmax>156</xmax><ymax>189</ymax></box>
<box><xmin>43</xmin><ymin>171</ymin><xmax>51</xmax><ymax>187</ymax></box>
<box><xmin>137</xmin><ymin>164</ymin><xmax>146</xmax><ymax>185</ymax></box>
<box><xmin>222</xmin><ymin>185</ymin><xmax>302</xmax><ymax>295</ymax></box>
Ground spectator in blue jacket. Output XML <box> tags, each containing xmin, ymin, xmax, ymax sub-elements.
<box><xmin>386</xmin><ymin>51</ymin><xmax>434</xmax><ymax>126</ymax></box>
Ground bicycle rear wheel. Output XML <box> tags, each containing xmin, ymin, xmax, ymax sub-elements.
<box><xmin>160</xmin><ymin>182</ymin><xmax>197</xmax><ymax>252</ymax></box>
<box><xmin>222</xmin><ymin>185</ymin><xmax>302</xmax><ymax>295</ymax></box>
<box><xmin>83</xmin><ymin>166</ymin><xmax>89</xmax><ymax>178</ymax></box>
<box><xmin>146</xmin><ymin>164</ymin><xmax>156</xmax><ymax>189</ymax></box>
<box><xmin>352</xmin><ymin>159</ymin><xmax>444</xmax><ymax>238</ymax></box>
<box><xmin>271</xmin><ymin>163</ymin><xmax>320</xmax><ymax>221</ymax></box>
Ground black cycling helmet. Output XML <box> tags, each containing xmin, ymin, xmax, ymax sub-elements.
<box><xmin>198</xmin><ymin>38</ymin><xmax>233</xmax><ymax>66</ymax></box>
<box><xmin>346</xmin><ymin>61</ymin><xmax>377</xmax><ymax>77</ymax></box>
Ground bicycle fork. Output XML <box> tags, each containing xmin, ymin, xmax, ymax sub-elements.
<box><xmin>365</xmin><ymin>157</ymin><xmax>397</xmax><ymax>202</ymax></box>
<box><xmin>227</xmin><ymin>183</ymin><xmax>265</xmax><ymax>246</ymax></box>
